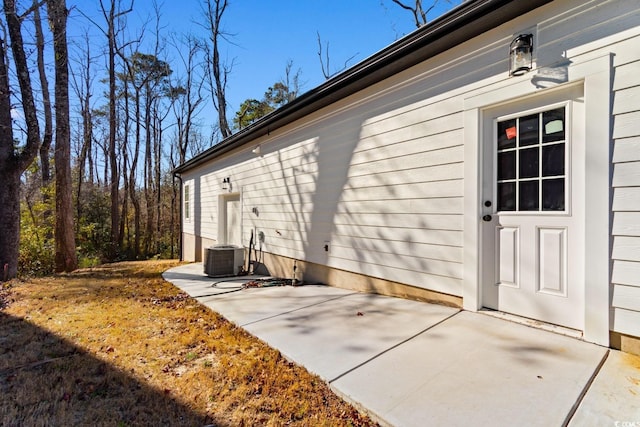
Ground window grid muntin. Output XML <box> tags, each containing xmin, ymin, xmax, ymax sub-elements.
<box><xmin>184</xmin><ymin>184</ymin><xmax>190</xmax><ymax>220</ymax></box>
<box><xmin>496</xmin><ymin>106</ymin><xmax>566</xmax><ymax>212</ymax></box>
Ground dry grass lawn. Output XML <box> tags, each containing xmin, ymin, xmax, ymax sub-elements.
<box><xmin>0</xmin><ymin>260</ymin><xmax>377</xmax><ymax>426</ymax></box>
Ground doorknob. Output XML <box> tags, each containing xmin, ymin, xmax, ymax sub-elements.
<box><xmin>482</xmin><ymin>214</ymin><xmax>492</xmax><ymax>222</ymax></box>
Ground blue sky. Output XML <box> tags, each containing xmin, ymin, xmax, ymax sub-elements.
<box><xmin>68</xmin><ymin>0</ymin><xmax>461</xmax><ymax>130</ymax></box>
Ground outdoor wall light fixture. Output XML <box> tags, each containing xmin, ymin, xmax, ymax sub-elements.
<box><xmin>509</xmin><ymin>34</ymin><xmax>533</xmax><ymax>76</ymax></box>
<box><xmin>222</xmin><ymin>177</ymin><xmax>231</xmax><ymax>191</ymax></box>
<box><xmin>252</xmin><ymin>145</ymin><xmax>261</xmax><ymax>155</ymax></box>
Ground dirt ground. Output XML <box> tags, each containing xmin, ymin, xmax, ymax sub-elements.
<box><xmin>0</xmin><ymin>260</ymin><xmax>377</xmax><ymax>426</ymax></box>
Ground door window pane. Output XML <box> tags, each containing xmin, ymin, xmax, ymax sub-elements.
<box><xmin>519</xmin><ymin>114</ymin><xmax>539</xmax><ymax>146</ymax></box>
<box><xmin>498</xmin><ymin>182</ymin><xmax>516</xmax><ymax>211</ymax></box>
<box><xmin>498</xmin><ymin>119</ymin><xmax>517</xmax><ymax>149</ymax></box>
<box><xmin>542</xmin><ymin>143</ymin><xmax>565</xmax><ymax>177</ymax></box>
<box><xmin>542</xmin><ymin>179</ymin><xmax>565</xmax><ymax>211</ymax></box>
<box><xmin>519</xmin><ymin>147</ymin><xmax>539</xmax><ymax>179</ymax></box>
<box><xmin>498</xmin><ymin>151</ymin><xmax>516</xmax><ymax>180</ymax></box>
<box><xmin>519</xmin><ymin>181</ymin><xmax>539</xmax><ymax>211</ymax></box>
<box><xmin>542</xmin><ymin>108</ymin><xmax>565</xmax><ymax>143</ymax></box>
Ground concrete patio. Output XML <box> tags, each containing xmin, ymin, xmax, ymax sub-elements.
<box><xmin>163</xmin><ymin>263</ymin><xmax>640</xmax><ymax>427</ymax></box>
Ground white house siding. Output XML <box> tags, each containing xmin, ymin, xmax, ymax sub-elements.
<box><xmin>182</xmin><ymin>0</ymin><xmax>640</xmax><ymax>335</ymax></box>
<box><xmin>184</xmin><ymin>89</ymin><xmax>467</xmax><ymax>296</ymax></box>
<box><xmin>537</xmin><ymin>0</ymin><xmax>640</xmax><ymax>340</ymax></box>
<box><xmin>611</xmin><ymin>55</ymin><xmax>640</xmax><ymax>338</ymax></box>
<box><xmin>505</xmin><ymin>0</ymin><xmax>640</xmax><ymax>339</ymax></box>
<box><xmin>330</xmin><ymin>100</ymin><xmax>465</xmax><ymax>296</ymax></box>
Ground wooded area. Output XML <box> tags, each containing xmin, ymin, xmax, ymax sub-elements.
<box><xmin>0</xmin><ymin>0</ymin><xmax>444</xmax><ymax>280</ymax></box>
<box><xmin>0</xmin><ymin>0</ymin><xmax>248</xmax><ymax>279</ymax></box>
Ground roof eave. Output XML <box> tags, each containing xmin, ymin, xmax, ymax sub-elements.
<box><xmin>174</xmin><ymin>0</ymin><xmax>552</xmax><ymax>175</ymax></box>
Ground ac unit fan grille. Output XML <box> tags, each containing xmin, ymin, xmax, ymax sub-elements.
<box><xmin>204</xmin><ymin>246</ymin><xmax>244</xmax><ymax>277</ymax></box>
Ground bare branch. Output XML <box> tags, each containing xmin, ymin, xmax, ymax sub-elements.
<box><xmin>17</xmin><ymin>0</ymin><xmax>45</xmax><ymax>21</ymax></box>
<box><xmin>33</xmin><ymin>0</ymin><xmax>53</xmax><ymax>185</ymax></box>
<box><xmin>391</xmin><ymin>0</ymin><xmax>449</xmax><ymax>28</ymax></box>
<box><xmin>201</xmin><ymin>0</ymin><xmax>232</xmax><ymax>139</ymax></box>
<box><xmin>316</xmin><ymin>31</ymin><xmax>330</xmax><ymax>80</ymax></box>
<box><xmin>316</xmin><ymin>31</ymin><xmax>358</xmax><ymax>80</ymax></box>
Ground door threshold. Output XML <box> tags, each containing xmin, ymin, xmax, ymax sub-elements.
<box><xmin>478</xmin><ymin>308</ymin><xmax>584</xmax><ymax>340</ymax></box>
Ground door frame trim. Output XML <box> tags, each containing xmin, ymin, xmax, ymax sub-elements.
<box><xmin>462</xmin><ymin>54</ymin><xmax>612</xmax><ymax>346</ymax></box>
<box><xmin>218</xmin><ymin>191</ymin><xmax>242</xmax><ymax>246</ymax></box>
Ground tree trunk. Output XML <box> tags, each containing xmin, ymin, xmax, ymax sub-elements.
<box><xmin>0</xmin><ymin>39</ymin><xmax>20</xmax><ymax>280</ymax></box>
<box><xmin>0</xmin><ymin>169</ymin><xmax>21</xmax><ymax>280</ymax></box>
<box><xmin>106</xmin><ymin>1</ymin><xmax>120</xmax><ymax>259</ymax></box>
<box><xmin>204</xmin><ymin>0</ymin><xmax>232</xmax><ymax>139</ymax></box>
<box><xmin>47</xmin><ymin>0</ymin><xmax>77</xmax><ymax>272</ymax></box>
<box><xmin>98</xmin><ymin>0</ymin><xmax>133</xmax><ymax>258</ymax></box>
<box><xmin>74</xmin><ymin>33</ymin><xmax>94</xmax><ymax>228</ymax></box>
<box><xmin>118</xmin><ymin>77</ymin><xmax>131</xmax><ymax>250</ymax></box>
<box><xmin>1</xmin><ymin>1</ymin><xmax>45</xmax><ymax>280</ymax></box>
<box><xmin>130</xmin><ymin>87</ymin><xmax>142</xmax><ymax>258</ymax></box>
<box><xmin>33</xmin><ymin>2</ymin><xmax>53</xmax><ymax>186</ymax></box>
<box><xmin>144</xmin><ymin>85</ymin><xmax>154</xmax><ymax>256</ymax></box>
<box><xmin>154</xmin><ymin>111</ymin><xmax>162</xmax><ymax>255</ymax></box>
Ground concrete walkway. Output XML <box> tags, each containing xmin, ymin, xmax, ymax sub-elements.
<box><xmin>163</xmin><ymin>263</ymin><xmax>640</xmax><ymax>427</ymax></box>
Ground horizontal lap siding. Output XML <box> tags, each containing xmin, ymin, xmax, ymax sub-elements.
<box><xmin>611</xmin><ymin>37</ymin><xmax>640</xmax><ymax>334</ymax></box>
<box><xmin>541</xmin><ymin>0</ymin><xmax>640</xmax><ymax>338</ymax></box>
<box><xmin>242</xmin><ymin>136</ymin><xmax>322</xmax><ymax>254</ymax></box>
<box><xmin>612</xmin><ymin>132</ymin><xmax>640</xmax><ymax>334</ymax></box>
<box><xmin>183</xmin><ymin>0</ymin><xmax>640</xmax><ymax>306</ymax></box>
<box><xmin>219</xmin><ymin>94</ymin><xmax>466</xmax><ymax>296</ymax></box>
<box><xmin>178</xmin><ymin>79</ymin><xmax>466</xmax><ymax>295</ymax></box>
<box><xmin>327</xmin><ymin>99</ymin><xmax>464</xmax><ymax>296</ymax></box>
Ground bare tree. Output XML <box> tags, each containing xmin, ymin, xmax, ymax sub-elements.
<box><xmin>202</xmin><ymin>0</ymin><xmax>232</xmax><ymax>139</ymax></box>
<box><xmin>316</xmin><ymin>32</ymin><xmax>358</xmax><ymax>80</ymax></box>
<box><xmin>143</xmin><ymin>4</ymin><xmax>171</xmax><ymax>256</ymax></box>
<box><xmin>390</xmin><ymin>0</ymin><xmax>450</xmax><ymax>28</ymax></box>
<box><xmin>151</xmin><ymin>94</ymin><xmax>173</xmax><ymax>256</ymax></box>
<box><xmin>0</xmin><ymin>0</ymin><xmax>43</xmax><ymax>280</ymax></box>
<box><xmin>46</xmin><ymin>0</ymin><xmax>77</xmax><ymax>272</ymax></box>
<box><xmin>281</xmin><ymin>59</ymin><xmax>302</xmax><ymax>103</ymax></box>
<box><xmin>97</xmin><ymin>0</ymin><xmax>133</xmax><ymax>259</ymax></box>
<box><xmin>33</xmin><ymin>1</ymin><xmax>53</xmax><ymax>186</ymax></box>
<box><xmin>170</xmin><ymin>33</ymin><xmax>205</xmax><ymax>165</ymax></box>
<box><xmin>70</xmin><ymin>30</ymin><xmax>96</xmax><ymax>223</ymax></box>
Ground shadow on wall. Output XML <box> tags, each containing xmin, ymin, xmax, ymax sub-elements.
<box><xmin>192</xmin><ymin>0</ymin><xmax>637</xmax><ymax>296</ymax></box>
<box><xmin>0</xmin><ymin>311</ymin><xmax>208</xmax><ymax>425</ymax></box>
<box><xmin>276</xmin><ymin>0</ymin><xmax>636</xmax><ymax>292</ymax></box>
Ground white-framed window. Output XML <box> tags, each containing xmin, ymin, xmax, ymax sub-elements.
<box><xmin>184</xmin><ymin>184</ymin><xmax>190</xmax><ymax>221</ymax></box>
<box><xmin>496</xmin><ymin>106</ymin><xmax>567</xmax><ymax>212</ymax></box>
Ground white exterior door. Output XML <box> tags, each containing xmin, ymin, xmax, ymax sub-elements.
<box><xmin>222</xmin><ymin>194</ymin><xmax>241</xmax><ymax>246</ymax></box>
<box><xmin>481</xmin><ymin>86</ymin><xmax>585</xmax><ymax>330</ymax></box>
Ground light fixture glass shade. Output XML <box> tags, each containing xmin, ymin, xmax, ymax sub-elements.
<box><xmin>509</xmin><ymin>34</ymin><xmax>533</xmax><ymax>76</ymax></box>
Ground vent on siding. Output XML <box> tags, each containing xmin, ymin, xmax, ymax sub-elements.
<box><xmin>204</xmin><ymin>245</ymin><xmax>245</xmax><ymax>277</ymax></box>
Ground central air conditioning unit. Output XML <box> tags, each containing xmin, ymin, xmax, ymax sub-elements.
<box><xmin>204</xmin><ymin>245</ymin><xmax>245</xmax><ymax>277</ymax></box>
